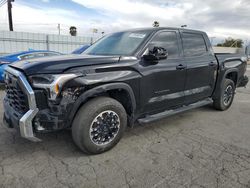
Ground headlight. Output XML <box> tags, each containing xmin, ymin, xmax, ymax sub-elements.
<box><xmin>29</xmin><ymin>74</ymin><xmax>78</xmax><ymax>100</ymax></box>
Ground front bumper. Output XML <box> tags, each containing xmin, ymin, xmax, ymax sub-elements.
<box><xmin>3</xmin><ymin>67</ymin><xmax>41</xmax><ymax>142</ymax></box>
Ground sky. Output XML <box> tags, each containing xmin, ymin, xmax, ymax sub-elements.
<box><xmin>0</xmin><ymin>0</ymin><xmax>250</xmax><ymax>45</ymax></box>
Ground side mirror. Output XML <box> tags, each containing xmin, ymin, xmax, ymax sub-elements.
<box><xmin>143</xmin><ymin>46</ymin><xmax>168</xmax><ymax>62</ymax></box>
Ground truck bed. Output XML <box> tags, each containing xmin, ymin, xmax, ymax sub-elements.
<box><xmin>215</xmin><ymin>53</ymin><xmax>245</xmax><ymax>63</ymax></box>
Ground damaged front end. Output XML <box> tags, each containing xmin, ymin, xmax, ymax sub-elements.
<box><xmin>33</xmin><ymin>83</ymin><xmax>85</xmax><ymax>133</ymax></box>
<box><xmin>3</xmin><ymin>66</ymin><xmax>86</xmax><ymax>141</ymax></box>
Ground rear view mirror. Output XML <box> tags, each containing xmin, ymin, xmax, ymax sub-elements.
<box><xmin>143</xmin><ymin>46</ymin><xmax>168</xmax><ymax>62</ymax></box>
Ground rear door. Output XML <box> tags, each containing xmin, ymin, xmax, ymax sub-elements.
<box><xmin>181</xmin><ymin>31</ymin><xmax>218</xmax><ymax>104</ymax></box>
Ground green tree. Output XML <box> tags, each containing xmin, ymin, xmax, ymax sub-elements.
<box><xmin>216</xmin><ymin>37</ymin><xmax>243</xmax><ymax>48</ymax></box>
<box><xmin>69</xmin><ymin>26</ymin><xmax>77</xmax><ymax>36</ymax></box>
<box><xmin>153</xmin><ymin>21</ymin><xmax>159</xmax><ymax>27</ymax></box>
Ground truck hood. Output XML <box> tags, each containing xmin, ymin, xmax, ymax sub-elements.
<box><xmin>10</xmin><ymin>54</ymin><xmax>120</xmax><ymax>75</ymax></box>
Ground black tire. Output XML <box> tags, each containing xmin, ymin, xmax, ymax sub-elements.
<box><xmin>72</xmin><ymin>97</ymin><xmax>127</xmax><ymax>154</ymax></box>
<box><xmin>213</xmin><ymin>79</ymin><xmax>235</xmax><ymax>111</ymax></box>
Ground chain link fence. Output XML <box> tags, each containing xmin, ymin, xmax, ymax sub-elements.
<box><xmin>0</xmin><ymin>31</ymin><xmax>98</xmax><ymax>55</ymax></box>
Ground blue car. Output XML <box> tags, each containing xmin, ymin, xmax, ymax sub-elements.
<box><xmin>0</xmin><ymin>50</ymin><xmax>62</xmax><ymax>82</ymax></box>
<box><xmin>71</xmin><ymin>44</ymin><xmax>90</xmax><ymax>54</ymax></box>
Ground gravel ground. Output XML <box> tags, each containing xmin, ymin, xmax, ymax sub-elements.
<box><xmin>0</xmin><ymin>69</ymin><xmax>249</xmax><ymax>188</ymax></box>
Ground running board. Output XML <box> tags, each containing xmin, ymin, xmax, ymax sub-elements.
<box><xmin>138</xmin><ymin>98</ymin><xmax>213</xmax><ymax>124</ymax></box>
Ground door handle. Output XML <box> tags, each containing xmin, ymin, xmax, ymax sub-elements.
<box><xmin>209</xmin><ymin>62</ymin><xmax>216</xmax><ymax>66</ymax></box>
<box><xmin>176</xmin><ymin>64</ymin><xmax>186</xmax><ymax>70</ymax></box>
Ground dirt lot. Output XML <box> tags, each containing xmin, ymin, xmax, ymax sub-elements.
<box><xmin>0</xmin><ymin>69</ymin><xmax>250</xmax><ymax>188</ymax></box>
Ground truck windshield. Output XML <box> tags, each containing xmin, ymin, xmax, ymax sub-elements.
<box><xmin>83</xmin><ymin>30</ymin><xmax>151</xmax><ymax>56</ymax></box>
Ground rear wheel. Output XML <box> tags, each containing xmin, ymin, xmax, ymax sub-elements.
<box><xmin>213</xmin><ymin>79</ymin><xmax>235</xmax><ymax>111</ymax></box>
<box><xmin>72</xmin><ymin>97</ymin><xmax>127</xmax><ymax>154</ymax></box>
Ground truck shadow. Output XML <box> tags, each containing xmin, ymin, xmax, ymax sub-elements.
<box><xmin>0</xmin><ymin>105</ymin><xmax>215</xmax><ymax>158</ymax></box>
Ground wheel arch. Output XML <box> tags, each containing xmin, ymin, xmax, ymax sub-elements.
<box><xmin>67</xmin><ymin>83</ymin><xmax>136</xmax><ymax>127</ymax></box>
<box><xmin>212</xmin><ymin>68</ymin><xmax>238</xmax><ymax>100</ymax></box>
<box><xmin>224</xmin><ymin>69</ymin><xmax>238</xmax><ymax>86</ymax></box>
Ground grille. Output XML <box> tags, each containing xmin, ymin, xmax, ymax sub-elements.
<box><xmin>5</xmin><ymin>73</ymin><xmax>29</xmax><ymax>115</ymax></box>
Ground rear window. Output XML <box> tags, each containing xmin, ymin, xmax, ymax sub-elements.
<box><xmin>182</xmin><ymin>33</ymin><xmax>207</xmax><ymax>57</ymax></box>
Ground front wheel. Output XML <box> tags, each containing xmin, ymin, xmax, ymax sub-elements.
<box><xmin>72</xmin><ymin>97</ymin><xmax>127</xmax><ymax>154</ymax></box>
<box><xmin>213</xmin><ymin>79</ymin><xmax>235</xmax><ymax>111</ymax></box>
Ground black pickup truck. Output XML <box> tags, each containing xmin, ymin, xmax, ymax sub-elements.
<box><xmin>3</xmin><ymin>27</ymin><xmax>248</xmax><ymax>154</ymax></box>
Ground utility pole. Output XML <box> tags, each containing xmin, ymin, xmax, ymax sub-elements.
<box><xmin>91</xmin><ymin>28</ymin><xmax>98</xmax><ymax>44</ymax></box>
<box><xmin>7</xmin><ymin>0</ymin><xmax>14</xmax><ymax>31</ymax></box>
<box><xmin>57</xmin><ymin>23</ymin><xmax>61</xmax><ymax>35</ymax></box>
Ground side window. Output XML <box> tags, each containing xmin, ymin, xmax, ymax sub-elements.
<box><xmin>150</xmin><ymin>31</ymin><xmax>179</xmax><ymax>58</ymax></box>
<box><xmin>182</xmin><ymin>33</ymin><xmax>207</xmax><ymax>57</ymax></box>
<box><xmin>34</xmin><ymin>53</ymin><xmax>46</xmax><ymax>58</ymax></box>
<box><xmin>19</xmin><ymin>54</ymin><xmax>36</xmax><ymax>60</ymax></box>
<box><xmin>46</xmin><ymin>52</ymin><xmax>60</xmax><ymax>56</ymax></box>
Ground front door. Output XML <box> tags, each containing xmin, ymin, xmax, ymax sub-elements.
<box><xmin>139</xmin><ymin>30</ymin><xmax>187</xmax><ymax>114</ymax></box>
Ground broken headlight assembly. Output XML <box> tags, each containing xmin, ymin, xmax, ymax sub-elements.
<box><xmin>29</xmin><ymin>74</ymin><xmax>79</xmax><ymax>100</ymax></box>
